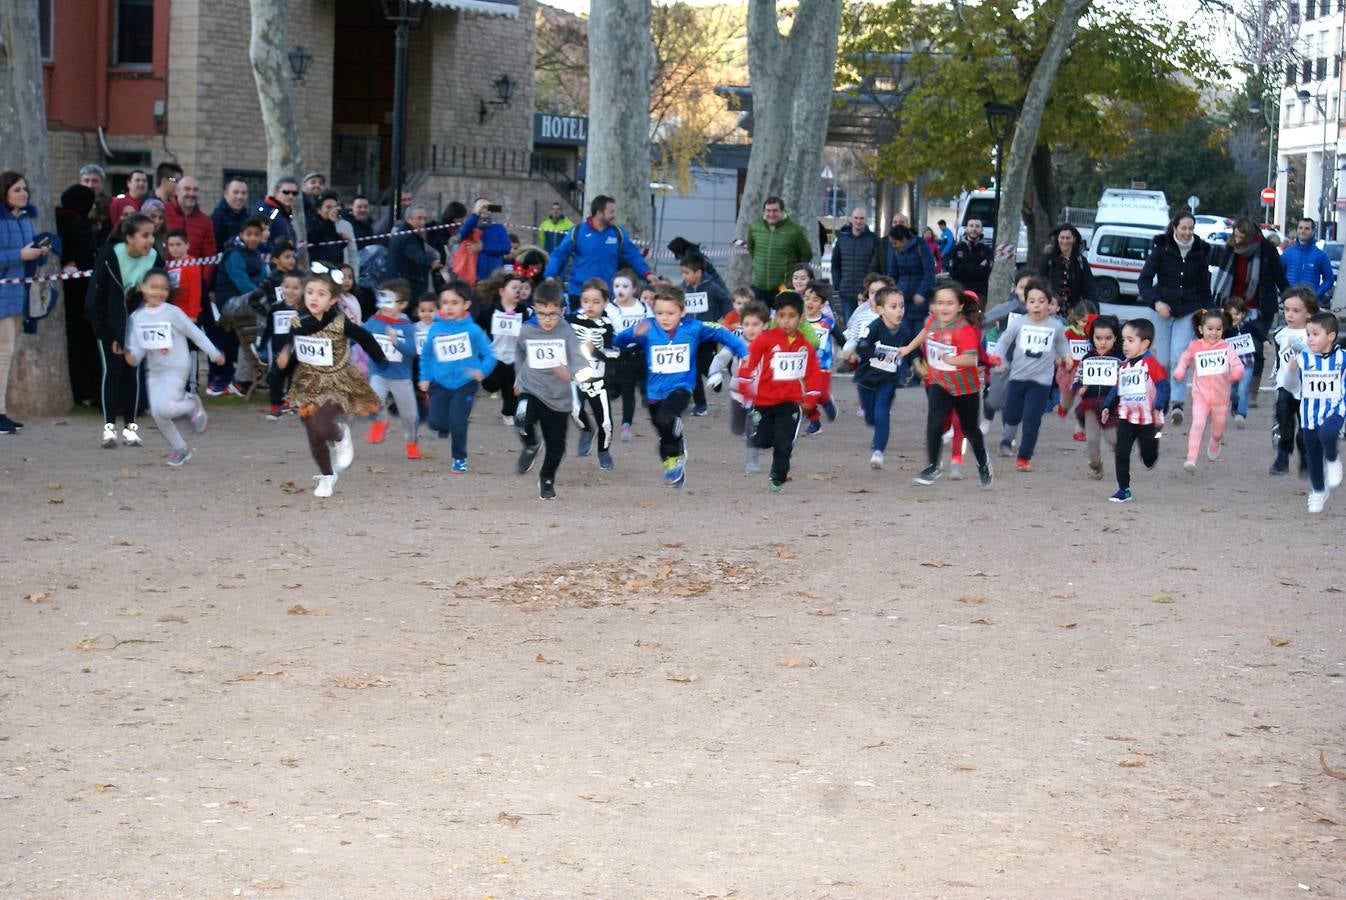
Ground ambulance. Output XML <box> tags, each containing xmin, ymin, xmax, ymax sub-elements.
<box><xmin>1085</xmin><ymin>189</ymin><xmax>1170</xmax><ymax>303</ymax></box>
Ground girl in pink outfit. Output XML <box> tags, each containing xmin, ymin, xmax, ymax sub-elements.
<box><xmin>1173</xmin><ymin>308</ymin><xmax>1246</xmax><ymax>471</ymax></box>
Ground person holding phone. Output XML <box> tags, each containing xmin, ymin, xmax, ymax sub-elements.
<box><xmin>0</xmin><ymin>171</ymin><xmax>60</xmax><ymax>434</ymax></box>
<box><xmin>458</xmin><ymin>198</ymin><xmax>512</xmax><ymax>283</ymax></box>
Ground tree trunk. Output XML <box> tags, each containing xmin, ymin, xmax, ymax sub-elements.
<box><xmin>249</xmin><ymin>0</ymin><xmax>307</xmax><ymax>257</ymax></box>
<box><xmin>730</xmin><ymin>0</ymin><xmax>844</xmax><ymax>289</ymax></box>
<box><xmin>1026</xmin><ymin>144</ymin><xmax>1056</xmax><ymax>269</ymax></box>
<box><xmin>0</xmin><ymin>3</ymin><xmax>70</xmax><ymax>415</ymax></box>
<box><xmin>586</xmin><ymin>0</ymin><xmax>653</xmax><ymax>242</ymax></box>
<box><xmin>987</xmin><ymin>0</ymin><xmax>1091</xmax><ymax>305</ymax></box>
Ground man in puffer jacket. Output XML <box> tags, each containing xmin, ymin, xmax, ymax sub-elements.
<box><xmin>746</xmin><ymin>196</ymin><xmax>813</xmax><ymax>305</ymax></box>
<box><xmin>1280</xmin><ymin>217</ymin><xmax>1335</xmax><ymax>303</ymax></box>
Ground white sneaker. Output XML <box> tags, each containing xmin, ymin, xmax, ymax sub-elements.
<box><xmin>122</xmin><ymin>423</ymin><xmax>142</xmax><ymax>446</ymax></box>
<box><xmin>1308</xmin><ymin>490</ymin><xmax>1328</xmax><ymax>514</ymax></box>
<box><xmin>949</xmin><ymin>461</ymin><xmax>964</xmax><ymax>480</ymax></box>
<box><xmin>501</xmin><ymin>414</ymin><xmax>514</xmax><ymax>427</ymax></box>
<box><xmin>979</xmin><ymin>419</ymin><xmax>991</xmax><ymax>435</ymax></box>
<box><xmin>942</xmin><ymin>427</ymin><xmax>954</xmax><ymax>444</ymax></box>
<box><xmin>313</xmin><ymin>473</ymin><xmax>338</xmax><ymax>498</ymax></box>
<box><xmin>332</xmin><ymin>424</ymin><xmax>354</xmax><ymax>472</ymax></box>
<box><xmin>869</xmin><ymin>450</ymin><xmax>884</xmax><ymax>469</ymax></box>
<box><xmin>1235</xmin><ymin>414</ymin><xmax>1246</xmax><ymax>429</ymax></box>
<box><xmin>101</xmin><ymin>423</ymin><xmax>117</xmax><ymax>448</ymax></box>
<box><xmin>1329</xmin><ymin>458</ymin><xmax>1344</xmax><ymax>490</ymax></box>
<box><xmin>188</xmin><ymin>397</ymin><xmax>208</xmax><ymax>434</ymax></box>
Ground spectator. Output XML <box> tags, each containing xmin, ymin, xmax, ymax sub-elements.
<box><xmin>886</xmin><ymin>224</ymin><xmax>936</xmax><ymax>331</ymax></box>
<box><xmin>1037</xmin><ymin>223</ymin><xmax>1096</xmax><ymax>306</ymax></box>
<box><xmin>1210</xmin><ymin>216</ymin><xmax>1288</xmax><ymax>400</ymax></box>
<box><xmin>386</xmin><ymin>204</ymin><xmax>442</xmax><ymax>294</ymax></box>
<box><xmin>164</xmin><ymin>175</ymin><xmax>219</xmax><ymax>286</ymax></box>
<box><xmin>0</xmin><ymin>171</ymin><xmax>57</xmax><ymax>434</ymax></box>
<box><xmin>543</xmin><ymin>194</ymin><xmax>652</xmax><ymax>305</ymax></box>
<box><xmin>140</xmin><ymin>198</ymin><xmax>168</xmax><ymax>248</ymax></box>
<box><xmin>1138</xmin><ymin>212</ymin><xmax>1213</xmax><ymax>422</ymax></box>
<box><xmin>459</xmin><ymin>198</ymin><xmax>513</xmax><ymax>282</ymax></box>
<box><xmin>344</xmin><ymin>194</ymin><xmax>376</xmax><ymax>243</ymax></box>
<box><xmin>374</xmin><ymin>189</ymin><xmax>414</xmax><ymax>241</ymax></box>
<box><xmin>538</xmin><ymin>201</ymin><xmax>575</xmax><ymax>253</ymax></box>
<box><xmin>831</xmin><ymin>207</ymin><xmax>881</xmax><ymax>322</ymax></box>
<box><xmin>746</xmin><ymin>195</ymin><xmax>813</xmax><ymax>305</ymax></box>
<box><xmin>211</xmin><ymin>178</ymin><xmax>251</xmax><ymax>251</ymax></box>
<box><xmin>1280</xmin><ymin>216</ymin><xmax>1335</xmax><ymax>303</ymax></box>
<box><xmin>55</xmin><ymin>184</ymin><xmax>101</xmax><ymax>406</ymax></box>
<box><xmin>109</xmin><ymin>168</ymin><xmax>149</xmax><ymax>225</ymax></box>
<box><xmin>153</xmin><ymin>161</ymin><xmax>183</xmax><ymax>206</ymax></box>
<box><xmin>937</xmin><ymin>218</ymin><xmax>955</xmax><ymax>258</ymax></box>
<box><xmin>300</xmin><ymin>171</ymin><xmax>326</xmax><ymax>225</ymax></box>
<box><xmin>946</xmin><ymin>217</ymin><xmax>993</xmax><ymax>300</ymax></box>
<box><xmin>427</xmin><ymin>200</ymin><xmax>466</xmax><ymax>288</ymax></box>
<box><xmin>208</xmin><ymin>216</ymin><xmax>267</xmax><ymax>395</ymax></box>
<box><xmin>922</xmin><ymin>226</ymin><xmax>944</xmax><ymax>274</ymax></box>
<box><xmin>308</xmin><ymin>191</ymin><xmax>350</xmax><ymax>269</ymax></box>
<box><xmin>252</xmin><ymin>176</ymin><xmax>299</xmax><ymax>249</ymax></box>
<box><xmin>79</xmin><ymin>164</ymin><xmax>106</xmax><ymax>196</ymax></box>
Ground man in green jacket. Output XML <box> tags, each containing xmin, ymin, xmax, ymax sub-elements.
<box><xmin>747</xmin><ymin>196</ymin><xmax>813</xmax><ymax>305</ymax></box>
<box><xmin>537</xmin><ymin>201</ymin><xmax>575</xmax><ymax>254</ymax></box>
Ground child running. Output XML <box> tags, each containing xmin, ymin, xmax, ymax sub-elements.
<box><xmin>1071</xmin><ymin>314</ymin><xmax>1124</xmax><ymax>480</ymax></box>
<box><xmin>418</xmin><ymin>280</ymin><xmax>496</xmax><ymax>473</ymax></box>
<box><xmin>1284</xmin><ymin>311</ymin><xmax>1346</xmax><ymax>513</ymax></box>
<box><xmin>476</xmin><ymin>269</ymin><xmax>531</xmax><ymax>426</ymax></box>
<box><xmin>1172</xmin><ymin>308</ymin><xmax>1245</xmax><ymax>472</ymax></box>
<box><xmin>897</xmin><ymin>282</ymin><xmax>993</xmax><ymax>488</ymax></box>
<box><xmin>1223</xmin><ymin>298</ymin><xmax>1258</xmax><ymax>427</ymax></box>
<box><xmin>734</xmin><ymin>292</ymin><xmax>824</xmax><ymax>493</ymax></box>
<box><xmin>1269</xmin><ymin>287</ymin><xmax>1316</xmax><ymax>477</ymax></box>
<box><xmin>1101</xmin><ymin>319</ymin><xmax>1169</xmax><ymax>503</ymax></box>
<box><xmin>276</xmin><ymin>270</ymin><xmax>388</xmax><ymax>497</ymax></box>
<box><xmin>992</xmin><ymin>277</ymin><xmax>1072</xmax><ymax>472</ymax></box>
<box><xmin>1059</xmin><ymin>300</ymin><xmax>1097</xmax><ymax>440</ymax></box>
<box><xmin>567</xmin><ymin>278</ymin><xmax>618</xmax><ymax>469</ymax></box>
<box><xmin>122</xmin><ymin>269</ymin><xmax>224</xmax><ymax>465</ymax></box>
<box><xmin>605</xmin><ymin>268</ymin><xmax>651</xmax><ymax>441</ymax></box>
<box><xmin>259</xmin><ymin>271</ymin><xmax>303</xmax><ymax>420</ymax></box>
<box><xmin>613</xmin><ymin>283</ymin><xmax>748</xmax><ymax>488</ymax></box>
<box><xmin>514</xmin><ymin>282</ymin><xmax>599</xmax><ymax>500</ymax></box>
<box><xmin>854</xmin><ymin>285</ymin><xmax>916</xmax><ymax>469</ymax></box>
<box><xmin>709</xmin><ymin>300</ymin><xmax>770</xmax><ymax>473</ymax></box>
<box><xmin>802</xmin><ymin>280</ymin><xmax>840</xmax><ymax>433</ymax></box>
<box><xmin>364</xmin><ymin>287</ymin><xmax>422</xmax><ymax>458</ymax></box>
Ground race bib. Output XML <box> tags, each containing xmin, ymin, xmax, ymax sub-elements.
<box><xmin>415</xmin><ymin>327</ymin><xmax>429</xmax><ymax>354</ymax></box>
<box><xmin>294</xmin><ymin>335</ymin><xmax>334</xmax><ymax>367</ymax></box>
<box><xmin>650</xmin><ymin>343</ymin><xmax>691</xmax><ymax>374</ymax></box>
<box><xmin>871</xmin><ymin>342</ymin><xmax>900</xmax><ymax>373</ymax></box>
<box><xmin>771</xmin><ymin>350</ymin><xmax>808</xmax><ymax>380</ymax></box>
<box><xmin>1228</xmin><ymin>333</ymin><xmax>1256</xmax><ymax>356</ymax></box>
<box><xmin>274</xmin><ymin>285</ymin><xmax>285</xmax><ymax>305</ymax></box>
<box><xmin>168</xmin><ymin>268</ymin><xmax>182</xmax><ymax>289</ymax></box>
<box><xmin>613</xmin><ymin>308</ymin><xmax>647</xmax><ymax>331</ymax></box>
<box><xmin>1069</xmin><ymin>339</ymin><xmax>1090</xmax><ymax>361</ymax></box>
<box><xmin>1195</xmin><ymin>349</ymin><xmax>1228</xmax><ymax>376</ymax></box>
<box><xmin>1118</xmin><ymin>366</ymin><xmax>1147</xmax><ymax>402</ymax></box>
<box><xmin>491</xmin><ymin>311</ymin><xmax>521</xmax><ymax>338</ymax></box>
<box><xmin>684</xmin><ymin>292</ymin><xmax>709</xmax><ymax>315</ymax></box>
<box><xmin>138</xmin><ymin>321</ymin><xmax>172</xmax><ymax>351</ymax></box>
<box><xmin>273</xmin><ymin>309</ymin><xmax>297</xmax><ymax>335</ymax></box>
<box><xmin>925</xmin><ymin>339</ymin><xmax>956</xmax><ymax>372</ymax></box>
<box><xmin>527</xmin><ymin>339</ymin><xmax>567</xmax><ymax>369</ymax></box>
<box><xmin>1017</xmin><ymin>325</ymin><xmax>1053</xmax><ymax>354</ymax></box>
<box><xmin>433</xmin><ymin>333</ymin><xmax>471</xmax><ymax>363</ymax></box>
<box><xmin>1080</xmin><ymin>357</ymin><xmax>1118</xmax><ymax>387</ymax></box>
<box><xmin>375</xmin><ymin>332</ymin><xmax>403</xmax><ymax>363</ymax></box>
<box><xmin>1302</xmin><ymin>370</ymin><xmax>1342</xmax><ymax>401</ymax></box>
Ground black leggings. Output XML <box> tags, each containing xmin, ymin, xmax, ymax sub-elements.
<box><xmin>1114</xmin><ymin>419</ymin><xmax>1160</xmax><ymax>490</ymax></box>
<box><xmin>925</xmin><ymin>386</ymin><xmax>987</xmax><ymax>468</ymax></box>
<box><xmin>1274</xmin><ymin>388</ymin><xmax>1305</xmax><ymax>462</ymax></box>
<box><xmin>302</xmin><ymin>402</ymin><xmax>344</xmax><ymax>475</ymax></box>
<box><xmin>481</xmin><ymin>362</ymin><xmax>519</xmax><ymax>418</ymax></box>
<box><xmin>649</xmin><ymin>388</ymin><xmax>692</xmax><ymax>459</ymax></box>
<box><xmin>609</xmin><ymin>352</ymin><xmax>644</xmax><ymax>426</ymax></box>
<box><xmin>98</xmin><ymin>338</ymin><xmax>141</xmax><ymax>426</ymax></box>
<box><xmin>752</xmin><ymin>402</ymin><xmax>801</xmax><ymax>482</ymax></box>
<box><xmin>517</xmin><ymin>394</ymin><xmax>569</xmax><ymax>481</ymax></box>
<box><xmin>691</xmin><ymin>342</ymin><xmax>717</xmax><ymax>407</ymax></box>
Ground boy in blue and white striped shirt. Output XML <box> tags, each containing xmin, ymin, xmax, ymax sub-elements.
<box><xmin>1286</xmin><ymin>311</ymin><xmax>1346</xmax><ymax>513</ymax></box>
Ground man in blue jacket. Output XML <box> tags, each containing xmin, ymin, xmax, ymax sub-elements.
<box><xmin>458</xmin><ymin>197</ymin><xmax>512</xmax><ymax>282</ymax></box>
<box><xmin>1282</xmin><ymin>217</ymin><xmax>1336</xmax><ymax>303</ymax></box>
<box><xmin>543</xmin><ymin>194</ymin><xmax>653</xmax><ymax>307</ymax></box>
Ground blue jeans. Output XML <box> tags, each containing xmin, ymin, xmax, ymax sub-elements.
<box><xmin>858</xmin><ymin>381</ymin><xmax>898</xmax><ymax>451</ymax></box>
<box><xmin>1304</xmin><ymin>414</ymin><xmax>1343</xmax><ymax>492</ymax></box>
<box><xmin>1153</xmin><ymin>312</ymin><xmax>1197</xmax><ymax>405</ymax></box>
<box><xmin>1232</xmin><ymin>362</ymin><xmax>1253</xmax><ymax>417</ymax></box>
<box><xmin>427</xmin><ymin>381</ymin><xmax>478</xmax><ymax>460</ymax></box>
<box><xmin>1003</xmin><ymin>379</ymin><xmax>1052</xmax><ymax>460</ymax></box>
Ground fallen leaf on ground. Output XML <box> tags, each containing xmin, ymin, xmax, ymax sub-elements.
<box><xmin>1119</xmin><ymin>759</ymin><xmax>1146</xmax><ymax>768</ymax></box>
<box><xmin>808</xmin><ymin>607</ymin><xmax>836</xmax><ymax>617</ymax></box>
<box><xmin>963</xmin><ymin>571</ymin><xmax>992</xmax><ymax>577</ymax></box>
<box><xmin>625</xmin><ymin>578</ymin><xmax>651</xmax><ymax>589</ymax></box>
<box><xmin>665</xmin><ymin>671</ymin><xmax>698</xmax><ymax>683</ymax></box>
<box><xmin>283</xmin><ymin>583</ymin><xmax>302</xmax><ymax>589</ymax></box>
<box><xmin>23</xmin><ymin>591</ymin><xmax>53</xmax><ymax>604</ymax></box>
<box><xmin>156</xmin><ymin>614</ymin><xmax>187</xmax><ymax>624</ymax></box>
<box><xmin>660</xmin><ymin>541</ymin><xmax>684</xmax><ymax>549</ymax></box>
<box><xmin>367</xmin><ymin>466</ymin><xmax>388</xmax><ymax>474</ymax></box>
<box><xmin>1057</xmin><ymin>622</ymin><xmax>1079</xmax><ymax>629</ymax></box>
<box><xmin>119</xmin><ymin>468</ymin><xmax>139</xmax><ymax>479</ymax></box>
<box><xmin>279</xmin><ymin>757</ymin><xmax>299</xmax><ymax>768</ymax></box>
<box><xmin>956</xmin><ymin>595</ymin><xmax>985</xmax><ymax>605</ymax></box>
<box><xmin>777</xmin><ymin>651</ymin><xmax>817</xmax><ymax>668</ymax></box>
<box><xmin>951</xmin><ymin>762</ymin><xmax>976</xmax><ymax>772</ymax></box>
<box><xmin>138</xmin><ymin>586</ymin><xmax>168</xmax><ymax>593</ymax></box>
<box><xmin>1151</xmin><ymin>594</ymin><xmax>1175</xmax><ymax>604</ymax></box>
<box><xmin>846</xmin><ymin>487</ymin><xmax>870</xmax><ymax>493</ymax></box>
<box><xmin>497</xmin><ymin>811</ymin><xmax>522</xmax><ymax>827</ymax></box>
<box><xmin>1269</xmin><ymin>637</ymin><xmax>1291</xmax><ymax>647</ymax></box>
<box><xmin>47</xmin><ymin>483</ymin><xmax>60</xmax><ymax>490</ymax></box>
<box><xmin>807</xmin><ymin>473</ymin><xmax>833</xmax><ymax>481</ymax></box>
<box><xmin>577</xmin><ymin>794</ymin><xmax>613</xmax><ymax>803</ymax></box>
<box><xmin>1050</xmin><ymin>588</ymin><xmax>1078</xmax><ymax>599</ymax></box>
<box><xmin>861</xmin><ymin>740</ymin><xmax>890</xmax><ymax>750</ymax></box>
<box><xmin>333</xmin><ymin>675</ymin><xmax>391</xmax><ymax>689</ymax></box>
<box><xmin>47</xmin><ymin>498</ymin><xmax>63</xmax><ymax>505</ymax></box>
<box><xmin>777</xmin><ymin>548</ymin><xmax>795</xmax><ymax>560</ymax></box>
<box><xmin>278</xmin><ymin>481</ymin><xmax>304</xmax><ymax>494</ymax></box>
<box><xmin>1316</xmin><ymin>814</ymin><xmax>1342</xmax><ymax>826</ymax></box>
<box><xmin>117</xmin><ymin>608</ymin><xmax>142</xmax><ymax>617</ymax></box>
<box><xmin>1321</xmin><ymin>751</ymin><xmax>1346</xmax><ymax>780</ymax></box>
<box><xmin>921</xmin><ymin>560</ymin><xmax>947</xmax><ymax>568</ymax></box>
<box><xmin>534</xmin><ymin>653</ymin><xmax>561</xmax><ymax>665</ymax></box>
<box><xmin>656</xmin><ymin>562</ymin><xmax>673</xmax><ymax>581</ymax></box>
<box><xmin>968</xmin><ymin>617</ymin><xmax>992</xmax><ymax>625</ymax></box>
<box><xmin>1104</xmin><ymin>735</ymin><xmax>1136</xmax><ymax>741</ymax></box>
<box><xmin>1325</xmin><ymin>586</ymin><xmax>1343</xmax><ymax>594</ymax></box>
<box><xmin>287</xmin><ymin>604</ymin><xmax>311</xmax><ymax>615</ymax></box>
<box><xmin>92</xmin><ymin>783</ymin><xmax>117</xmax><ymax>793</ymax></box>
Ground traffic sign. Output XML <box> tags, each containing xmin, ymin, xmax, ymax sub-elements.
<box><xmin>1187</xmin><ymin>194</ymin><xmax>1200</xmax><ymax>212</ymax></box>
<box><xmin>1261</xmin><ymin>187</ymin><xmax>1276</xmax><ymax>205</ymax></box>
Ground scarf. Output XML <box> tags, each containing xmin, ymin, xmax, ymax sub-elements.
<box><xmin>1211</xmin><ymin>238</ymin><xmax>1261</xmax><ymax>308</ymax></box>
<box><xmin>113</xmin><ymin>242</ymin><xmax>155</xmax><ymax>292</ymax></box>
<box><xmin>1174</xmin><ymin>235</ymin><xmax>1194</xmax><ymax>259</ymax></box>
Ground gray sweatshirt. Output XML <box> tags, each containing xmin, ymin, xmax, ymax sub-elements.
<box><xmin>993</xmin><ymin>315</ymin><xmax>1070</xmax><ymax>385</ymax></box>
<box><xmin>513</xmin><ymin>320</ymin><xmax>595</xmax><ymax>412</ymax></box>
<box><xmin>125</xmin><ymin>302</ymin><xmax>220</xmax><ymax>373</ymax></box>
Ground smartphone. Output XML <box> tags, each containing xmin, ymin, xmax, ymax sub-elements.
<box><xmin>32</xmin><ymin>236</ymin><xmax>52</xmax><ymax>249</ymax></box>
<box><xmin>487</xmin><ymin>203</ymin><xmax>503</xmax><ymax>213</ymax></box>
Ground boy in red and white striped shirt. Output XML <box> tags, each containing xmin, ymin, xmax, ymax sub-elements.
<box><xmin>1101</xmin><ymin>319</ymin><xmax>1170</xmax><ymax>503</ymax></box>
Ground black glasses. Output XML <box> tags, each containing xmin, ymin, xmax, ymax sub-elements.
<box><xmin>280</xmin><ymin>189</ymin><xmax>298</xmax><ymax>196</ymax></box>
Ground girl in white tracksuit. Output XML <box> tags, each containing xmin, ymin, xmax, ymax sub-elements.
<box><xmin>122</xmin><ymin>269</ymin><xmax>224</xmax><ymax>465</ymax></box>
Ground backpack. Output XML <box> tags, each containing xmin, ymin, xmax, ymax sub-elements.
<box><xmin>451</xmin><ymin>228</ymin><xmax>482</xmax><ymax>285</ymax></box>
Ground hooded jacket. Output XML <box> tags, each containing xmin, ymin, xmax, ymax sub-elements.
<box><xmin>211</xmin><ymin>198</ymin><xmax>250</xmax><ymax>252</ymax></box>
<box><xmin>0</xmin><ymin>204</ymin><xmax>61</xmax><ymax>319</ymax></box>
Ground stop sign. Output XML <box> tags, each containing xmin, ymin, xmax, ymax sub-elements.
<box><xmin>1261</xmin><ymin>186</ymin><xmax>1276</xmax><ymax>205</ymax></box>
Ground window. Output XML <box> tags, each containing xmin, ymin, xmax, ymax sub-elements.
<box><xmin>1095</xmin><ymin>234</ymin><xmax>1152</xmax><ymax>262</ymax></box>
<box><xmin>39</xmin><ymin>0</ymin><xmax>53</xmax><ymax>61</ymax></box>
<box><xmin>1303</xmin><ymin>59</ymin><xmax>1313</xmax><ymax>83</ymax></box>
<box><xmin>1323</xmin><ymin>0</ymin><xmax>1332</xmax><ymax>15</ymax></box>
<box><xmin>1306</xmin><ymin>0</ymin><xmax>1315</xmax><ymax>19</ymax></box>
<box><xmin>1289</xmin><ymin>61</ymin><xmax>1299</xmax><ymax>85</ymax></box>
<box><xmin>114</xmin><ymin>0</ymin><xmax>154</xmax><ymax>66</ymax></box>
<box><xmin>1317</xmin><ymin>56</ymin><xmax>1327</xmax><ymax>81</ymax></box>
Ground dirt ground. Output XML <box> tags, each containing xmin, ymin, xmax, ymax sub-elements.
<box><xmin>2</xmin><ymin>384</ymin><xmax>1344</xmax><ymax>899</ymax></box>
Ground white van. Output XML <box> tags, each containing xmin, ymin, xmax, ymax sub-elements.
<box><xmin>1086</xmin><ymin>189</ymin><xmax>1170</xmax><ymax>303</ymax></box>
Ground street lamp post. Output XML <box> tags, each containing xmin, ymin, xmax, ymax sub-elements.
<box><xmin>1248</xmin><ymin>97</ymin><xmax>1278</xmax><ymax>223</ymax></box>
<box><xmin>379</xmin><ymin>0</ymin><xmax>429</xmax><ymax>224</ymax></box>
<box><xmin>984</xmin><ymin>102</ymin><xmax>1017</xmax><ymax>250</ymax></box>
<box><xmin>1297</xmin><ymin>89</ymin><xmax>1332</xmax><ymax>235</ymax></box>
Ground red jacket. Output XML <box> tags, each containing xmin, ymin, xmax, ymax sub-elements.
<box><xmin>164</xmin><ymin>201</ymin><xmax>218</xmax><ymax>286</ymax></box>
<box><xmin>735</xmin><ymin>328</ymin><xmax>824</xmax><ymax>407</ymax></box>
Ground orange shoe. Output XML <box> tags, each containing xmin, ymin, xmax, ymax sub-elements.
<box><xmin>366</xmin><ymin>419</ymin><xmax>388</xmax><ymax>444</ymax></box>
<box><xmin>405</xmin><ymin>442</ymin><xmax>421</xmax><ymax>460</ymax></box>
<box><xmin>1015</xmin><ymin>458</ymin><xmax>1032</xmax><ymax>472</ymax></box>
<box><xmin>1072</xmin><ymin>430</ymin><xmax>1086</xmax><ymax>442</ymax></box>
<box><xmin>1056</xmin><ymin>405</ymin><xmax>1068</xmax><ymax>418</ymax></box>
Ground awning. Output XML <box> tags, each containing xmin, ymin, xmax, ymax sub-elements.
<box><xmin>427</xmin><ymin>0</ymin><xmax>518</xmax><ymax>17</ymax></box>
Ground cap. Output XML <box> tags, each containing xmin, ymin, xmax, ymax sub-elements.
<box><xmin>376</xmin><ymin>290</ymin><xmax>399</xmax><ymax>309</ymax></box>
<box><xmin>301</xmin><ymin>171</ymin><xmax>325</xmax><ymax>184</ymax></box>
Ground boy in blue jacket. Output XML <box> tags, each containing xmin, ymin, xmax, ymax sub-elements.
<box><xmin>417</xmin><ymin>280</ymin><xmax>495</xmax><ymax>472</ymax></box>
<box><xmin>614</xmin><ymin>283</ymin><xmax>747</xmax><ymax>488</ymax></box>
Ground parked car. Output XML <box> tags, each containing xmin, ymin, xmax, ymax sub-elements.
<box><xmin>1193</xmin><ymin>214</ymin><xmax>1232</xmax><ymax>242</ymax></box>
<box><xmin>1318</xmin><ymin>240</ymin><xmax>1343</xmax><ymax>276</ymax></box>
